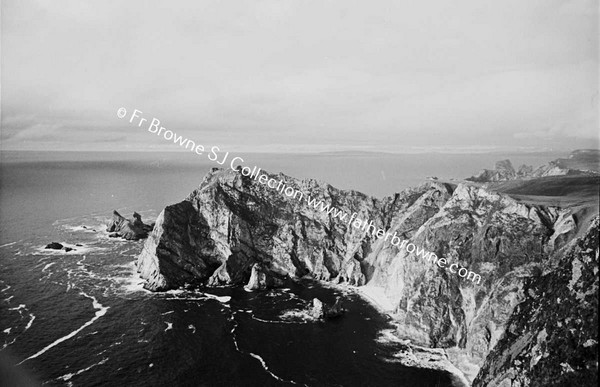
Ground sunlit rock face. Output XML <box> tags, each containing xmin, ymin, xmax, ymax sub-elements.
<box><xmin>137</xmin><ymin>167</ymin><xmax>596</xmax><ymax>384</ymax></box>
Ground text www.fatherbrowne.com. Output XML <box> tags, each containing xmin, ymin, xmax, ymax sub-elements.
<box><xmin>119</xmin><ymin>107</ymin><xmax>482</xmax><ymax>285</ymax></box>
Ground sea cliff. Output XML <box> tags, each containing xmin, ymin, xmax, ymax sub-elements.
<box><xmin>137</xmin><ymin>164</ymin><xmax>598</xmax><ymax>385</ymax></box>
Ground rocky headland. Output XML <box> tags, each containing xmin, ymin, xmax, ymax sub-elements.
<box><xmin>467</xmin><ymin>149</ymin><xmax>600</xmax><ymax>182</ymax></box>
<box><xmin>136</xmin><ymin>152</ymin><xmax>598</xmax><ymax>386</ymax></box>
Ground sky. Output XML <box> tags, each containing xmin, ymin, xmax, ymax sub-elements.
<box><xmin>1</xmin><ymin>0</ymin><xmax>599</xmax><ymax>153</ymax></box>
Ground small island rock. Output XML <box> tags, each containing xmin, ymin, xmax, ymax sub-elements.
<box><xmin>45</xmin><ymin>242</ymin><xmax>63</xmax><ymax>250</ymax></box>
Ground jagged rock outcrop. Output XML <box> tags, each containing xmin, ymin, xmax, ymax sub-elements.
<box><xmin>467</xmin><ymin>160</ymin><xmax>518</xmax><ymax>182</ymax></box>
<box><xmin>516</xmin><ymin>164</ymin><xmax>533</xmax><ymax>178</ymax></box>
<box><xmin>137</xmin><ymin>165</ymin><xmax>597</xmax><ymax>384</ymax></box>
<box><xmin>107</xmin><ymin>211</ymin><xmax>155</xmax><ymax>240</ymax></box>
<box><xmin>473</xmin><ymin>218</ymin><xmax>599</xmax><ymax>387</ymax></box>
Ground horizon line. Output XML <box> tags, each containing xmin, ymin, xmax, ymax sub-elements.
<box><xmin>2</xmin><ymin>146</ymin><xmax>596</xmax><ymax>155</ymax></box>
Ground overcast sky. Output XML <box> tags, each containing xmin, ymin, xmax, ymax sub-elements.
<box><xmin>1</xmin><ymin>0</ymin><xmax>598</xmax><ymax>152</ymax></box>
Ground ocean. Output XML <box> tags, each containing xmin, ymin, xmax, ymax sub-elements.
<box><xmin>0</xmin><ymin>150</ymin><xmax>561</xmax><ymax>386</ymax></box>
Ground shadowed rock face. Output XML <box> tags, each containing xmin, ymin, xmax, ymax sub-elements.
<box><xmin>137</xmin><ymin>166</ymin><xmax>597</xmax><ymax>383</ymax></box>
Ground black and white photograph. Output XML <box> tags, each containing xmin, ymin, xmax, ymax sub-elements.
<box><xmin>1</xmin><ymin>1</ymin><xmax>598</xmax><ymax>386</ymax></box>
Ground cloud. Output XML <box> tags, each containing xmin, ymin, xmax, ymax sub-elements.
<box><xmin>1</xmin><ymin>0</ymin><xmax>598</xmax><ymax>152</ymax></box>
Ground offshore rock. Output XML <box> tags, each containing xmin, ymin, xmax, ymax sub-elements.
<box><xmin>106</xmin><ymin>211</ymin><xmax>154</xmax><ymax>240</ymax></box>
<box><xmin>324</xmin><ymin>296</ymin><xmax>346</xmax><ymax>319</ymax></box>
<box><xmin>244</xmin><ymin>263</ymin><xmax>290</xmax><ymax>291</ymax></box>
<box><xmin>309</xmin><ymin>298</ymin><xmax>324</xmax><ymax>319</ymax></box>
<box><xmin>45</xmin><ymin>242</ymin><xmax>63</xmax><ymax>250</ymax></box>
<box><xmin>307</xmin><ymin>297</ymin><xmax>346</xmax><ymax>319</ymax></box>
<box><xmin>137</xmin><ymin>165</ymin><xmax>597</xmax><ymax>383</ymax></box>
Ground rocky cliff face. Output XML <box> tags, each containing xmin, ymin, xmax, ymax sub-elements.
<box><xmin>137</xmin><ymin>166</ymin><xmax>598</xmax><ymax>384</ymax></box>
<box><xmin>473</xmin><ymin>218</ymin><xmax>598</xmax><ymax>387</ymax></box>
<box><xmin>138</xmin><ymin>167</ymin><xmax>392</xmax><ymax>292</ymax></box>
<box><xmin>359</xmin><ymin>180</ymin><xmax>585</xmax><ymax>381</ymax></box>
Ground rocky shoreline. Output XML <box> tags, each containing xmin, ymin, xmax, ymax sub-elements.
<box><xmin>327</xmin><ymin>281</ymin><xmax>471</xmax><ymax>386</ymax></box>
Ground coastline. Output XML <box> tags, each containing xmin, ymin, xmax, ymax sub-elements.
<box><xmin>334</xmin><ymin>283</ymin><xmax>472</xmax><ymax>387</ymax></box>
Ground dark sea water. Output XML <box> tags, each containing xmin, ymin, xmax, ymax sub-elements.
<box><xmin>0</xmin><ymin>150</ymin><xmax>561</xmax><ymax>386</ymax></box>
